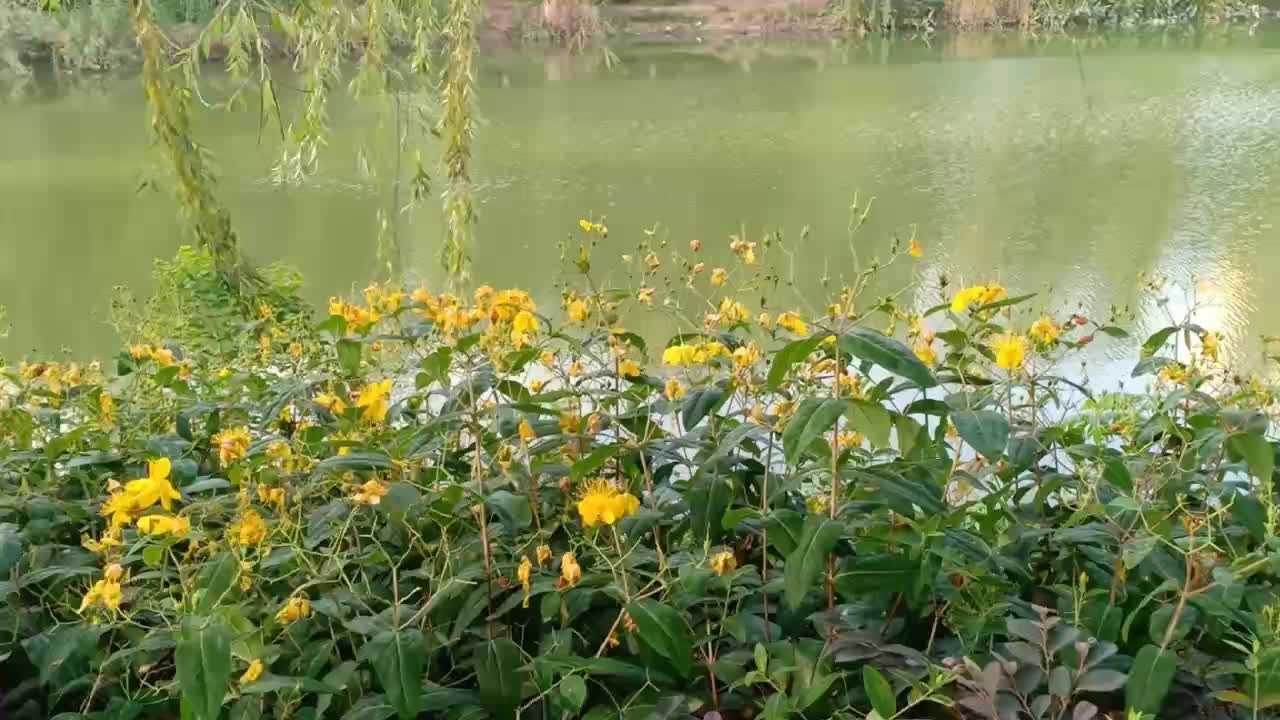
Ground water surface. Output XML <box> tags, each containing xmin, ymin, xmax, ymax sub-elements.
<box><xmin>4</xmin><ymin>29</ymin><xmax>1280</xmax><ymax>378</ymax></box>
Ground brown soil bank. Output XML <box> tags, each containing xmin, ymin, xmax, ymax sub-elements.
<box><xmin>483</xmin><ymin>0</ymin><xmax>850</xmax><ymax>39</ymax></box>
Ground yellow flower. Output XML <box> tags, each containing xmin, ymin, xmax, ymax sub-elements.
<box><xmin>730</xmin><ymin>239</ymin><xmax>757</xmax><ymax>265</ymax></box>
<box><xmin>579</xmin><ymin>218</ymin><xmax>594</xmax><ymax>232</ymax></box>
<box><xmin>913</xmin><ymin>340</ymin><xmax>936</xmax><ymax>367</ymax></box>
<box><xmin>837</xmin><ymin>431</ymin><xmax>865</xmax><ymax>450</ymax></box>
<box><xmin>665</xmin><ymin>378</ymin><xmax>686</xmax><ymax>402</ymax></box>
<box><xmin>511</xmin><ymin>310</ymin><xmax>540</xmax><ymax>348</ymax></box>
<box><xmin>702</xmin><ymin>341</ymin><xmax>730</xmax><ymax>359</ymax></box>
<box><xmin>240</xmin><ymin>659</ymin><xmax>264</xmax><ymax>686</ymax></box>
<box><xmin>257</xmin><ymin>485</ymin><xmax>286</xmax><ymax>509</ymax></box>
<box><xmin>567</xmin><ymin>299</ymin><xmax>589</xmax><ymax>323</ymax></box>
<box><xmin>288</xmin><ymin>342</ymin><xmax>304</xmax><ymax>359</ymax></box>
<box><xmin>662</xmin><ymin>344</ymin><xmax>703</xmax><ymax>367</ymax></box>
<box><xmin>1159</xmin><ymin>364</ymin><xmax>1189</xmax><ymax>385</ymax></box>
<box><xmin>908</xmin><ymin>236</ymin><xmax>923</xmax><ymax>258</ymax></box>
<box><xmin>518</xmin><ymin>556</ymin><xmax>532</xmax><ymax>608</ymax></box>
<box><xmin>136</xmin><ymin>514</ymin><xmax>191</xmax><ymax>537</ymax></box>
<box><xmin>276</xmin><ymin>596</ymin><xmax>311</xmax><ymax>625</ymax></box>
<box><xmin>560</xmin><ymin>552</ymin><xmax>582</xmax><ymax>587</ymax></box>
<box><xmin>536</xmin><ymin>544</ymin><xmax>553</xmax><ymax>566</ymax></box>
<box><xmin>710</xmin><ymin>268</ymin><xmax>728</xmax><ymax>287</ymax></box>
<box><xmin>82</xmin><ymin>527</ymin><xmax>122</xmax><ymax>554</ymax></box>
<box><xmin>992</xmin><ymin>333</ymin><xmax>1028</xmax><ymax>371</ymax></box>
<box><xmin>709</xmin><ymin>551</ymin><xmax>737</xmax><ymax>576</ymax></box>
<box><xmin>715</xmin><ymin>298</ymin><xmax>750</xmax><ymax>326</ymax></box>
<box><xmin>732</xmin><ymin>344</ymin><xmax>760</xmax><ymax>369</ymax></box>
<box><xmin>235</xmin><ymin>509</ymin><xmax>268</xmax><ymax>547</ymax></box>
<box><xmin>351</xmin><ymin>479</ymin><xmax>389</xmax><ymax>506</ymax></box>
<box><xmin>99</xmin><ymin>392</ymin><xmax>114</xmax><ymax>425</ymax></box>
<box><xmin>121</xmin><ymin>457</ymin><xmax>182</xmax><ymax>514</ymax></box>
<box><xmin>79</xmin><ymin>578</ymin><xmax>123</xmax><ymax>612</ymax></box>
<box><xmin>619</xmin><ymin>359</ymin><xmax>642</xmax><ymax>378</ymax></box>
<box><xmin>356</xmin><ymin>379</ymin><xmax>393</xmax><ymax>425</ymax></box>
<box><xmin>104</xmin><ymin>563</ymin><xmax>125</xmax><ymax>582</ymax></box>
<box><xmin>1201</xmin><ymin>332</ymin><xmax>1220</xmax><ymax>362</ymax></box>
<box><xmin>637</xmin><ymin>287</ymin><xmax>655</xmax><ymax>306</ymax></box>
<box><xmin>1029</xmin><ymin>317</ymin><xmax>1060</xmax><ymax>345</ymax></box>
<box><xmin>151</xmin><ymin>347</ymin><xmax>176</xmax><ymax>367</ymax></box>
<box><xmin>950</xmin><ymin>285</ymin><xmax>1007</xmax><ymax>314</ymax></box>
<box><xmin>314</xmin><ymin>392</ymin><xmax>347</xmax><ymax>416</ymax></box>
<box><xmin>776</xmin><ymin>312</ymin><xmax>808</xmax><ymax>336</ymax></box>
<box><xmin>212</xmin><ymin>427</ymin><xmax>251</xmax><ymax>466</ymax></box>
<box><xmin>806</xmin><ymin>495</ymin><xmax>828</xmax><ymax>514</ymax></box>
<box><xmin>576</xmin><ymin>480</ymin><xmax>640</xmax><ymax>528</ymax></box>
<box><xmin>644</xmin><ymin>253</ymin><xmax>661</xmax><ymax>272</ymax></box>
<box><xmin>128</xmin><ymin>344</ymin><xmax>152</xmax><ymax>360</ymax></box>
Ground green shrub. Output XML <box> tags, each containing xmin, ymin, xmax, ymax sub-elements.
<box><xmin>0</xmin><ymin>239</ymin><xmax>1278</xmax><ymax>720</ymax></box>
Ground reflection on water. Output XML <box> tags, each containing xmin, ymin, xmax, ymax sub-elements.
<box><xmin>3</xmin><ymin>29</ymin><xmax>1280</xmax><ymax>378</ymax></box>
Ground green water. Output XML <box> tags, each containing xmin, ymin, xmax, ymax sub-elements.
<box><xmin>5</xmin><ymin>30</ymin><xmax>1280</xmax><ymax>375</ymax></box>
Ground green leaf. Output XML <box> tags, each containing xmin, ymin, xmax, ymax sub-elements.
<box><xmin>839</xmin><ymin>329</ymin><xmax>936</xmax><ymax>388</ymax></box>
<box><xmin>766</xmin><ymin>509</ymin><xmax>805</xmax><ymax>556</ymax></box>
<box><xmin>313</xmin><ymin>452</ymin><xmax>395</xmax><ymax>476</ymax></box>
<box><xmin>559</xmin><ymin>675</ymin><xmax>587</xmax><ymax>713</ymax></box>
<box><xmin>862</xmin><ymin>666</ymin><xmax>896</xmax><ymax>718</ymax></box>
<box><xmin>195</xmin><ymin>553</ymin><xmax>239</xmax><ymax>614</ymax></box>
<box><xmin>175</xmin><ymin>616</ymin><xmax>232</xmax><ymax>720</ymax></box>
<box><xmin>846</xmin><ymin>400</ymin><xmax>891</xmax><ymax>450</ymax></box>
<box><xmin>485</xmin><ymin>490</ymin><xmax>532</xmax><ymax>532</ymax></box>
<box><xmin>571</xmin><ymin>445</ymin><xmax>620</xmax><ymax>481</ymax></box>
<box><xmin>336</xmin><ymin>339</ymin><xmax>362</xmax><ymax>375</ymax></box>
<box><xmin>362</xmin><ymin>630</ymin><xmax>424</xmax><ymax>720</ymax></box>
<box><xmin>767</xmin><ymin>335</ymin><xmax>824</xmax><ymax>391</ymax></box>
<box><xmin>784</xmin><ymin>515</ymin><xmax>843</xmax><ymax>610</ymax></box>
<box><xmin>783</xmin><ymin>398</ymin><xmax>848</xmax><ymax>462</ymax></box>
<box><xmin>1229</xmin><ymin>432</ymin><xmax>1274</xmax><ymax>482</ymax></box>
<box><xmin>687</xmin><ymin>474</ymin><xmax>732</xmax><ymax>544</ymax></box>
<box><xmin>1126</xmin><ymin>645</ymin><xmax>1175</xmax><ymax>715</ymax></box>
<box><xmin>478</xmin><ymin>639</ymin><xmax>524</xmax><ymax>719</ymax></box>
<box><xmin>681</xmin><ymin>387</ymin><xmax>726</xmax><ymax>429</ymax></box>
<box><xmin>951</xmin><ymin>410</ymin><xmax>1009</xmax><ymax>459</ymax></box>
<box><xmin>1076</xmin><ymin>669</ymin><xmax>1127</xmax><ymax>692</ymax></box>
<box><xmin>626</xmin><ymin>600</ymin><xmax>694</xmax><ymax>677</ymax></box>
<box><xmin>1141</xmin><ymin>326</ymin><xmax>1179</xmax><ymax>358</ymax></box>
<box><xmin>876</xmin><ymin>470</ymin><xmax>946</xmax><ymax>516</ymax></box>
<box><xmin>418</xmin><ymin>348</ymin><xmax>453</xmax><ymax>388</ymax></box>
<box><xmin>0</xmin><ymin>524</ymin><xmax>21</xmax><ymax>577</ymax></box>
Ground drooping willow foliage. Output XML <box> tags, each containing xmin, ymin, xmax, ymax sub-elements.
<box><xmin>128</xmin><ymin>0</ymin><xmax>478</xmax><ymax>292</ymax></box>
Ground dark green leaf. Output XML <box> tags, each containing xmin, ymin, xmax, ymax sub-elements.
<box><xmin>687</xmin><ymin>474</ymin><xmax>732</xmax><ymax>545</ymax></box>
<box><xmin>336</xmin><ymin>339</ymin><xmax>362</xmax><ymax>375</ymax></box>
<box><xmin>1077</xmin><ymin>669</ymin><xmax>1127</xmax><ymax>692</ymax></box>
<box><xmin>952</xmin><ymin>410</ymin><xmax>1009</xmax><ymax>459</ymax></box>
<box><xmin>784</xmin><ymin>515</ymin><xmax>843</xmax><ymax>610</ymax></box>
<box><xmin>175</xmin><ymin>617</ymin><xmax>232</xmax><ymax>720</ymax></box>
<box><xmin>681</xmin><ymin>387</ymin><xmax>726</xmax><ymax>429</ymax></box>
<box><xmin>767</xmin><ymin>335</ymin><xmax>824</xmax><ymax>391</ymax></box>
<box><xmin>846</xmin><ymin>400</ymin><xmax>891</xmax><ymax>450</ymax></box>
<box><xmin>783</xmin><ymin>398</ymin><xmax>848</xmax><ymax>462</ymax></box>
<box><xmin>863</xmin><ymin>666</ymin><xmax>896</xmax><ymax>718</ymax></box>
<box><xmin>627</xmin><ymin>600</ymin><xmax>694</xmax><ymax>678</ymax></box>
<box><xmin>1229</xmin><ymin>432</ymin><xmax>1274</xmax><ymax>482</ymax></box>
<box><xmin>485</xmin><ymin>490</ymin><xmax>532</xmax><ymax>532</ymax></box>
<box><xmin>478</xmin><ymin>639</ymin><xmax>524</xmax><ymax>720</ymax></box>
<box><xmin>559</xmin><ymin>675</ymin><xmax>587</xmax><ymax>713</ymax></box>
<box><xmin>1141</xmin><ymin>327</ymin><xmax>1179</xmax><ymax>358</ymax></box>
<box><xmin>839</xmin><ymin>329</ymin><xmax>936</xmax><ymax>388</ymax></box>
<box><xmin>1126</xmin><ymin>645</ymin><xmax>1175</xmax><ymax>715</ymax></box>
<box><xmin>362</xmin><ymin>630</ymin><xmax>424</xmax><ymax>719</ymax></box>
<box><xmin>194</xmin><ymin>552</ymin><xmax>239</xmax><ymax>614</ymax></box>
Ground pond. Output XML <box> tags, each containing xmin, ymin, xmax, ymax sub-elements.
<box><xmin>4</xmin><ymin>29</ymin><xmax>1280</xmax><ymax>381</ymax></box>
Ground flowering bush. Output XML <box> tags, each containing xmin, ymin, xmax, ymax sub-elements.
<box><xmin>1</xmin><ymin>234</ymin><xmax>1278</xmax><ymax>720</ymax></box>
